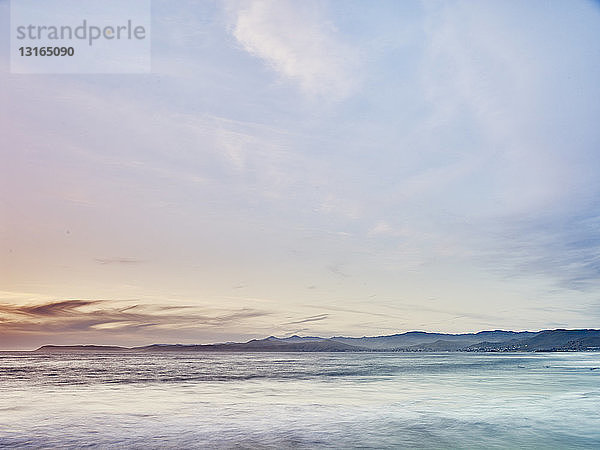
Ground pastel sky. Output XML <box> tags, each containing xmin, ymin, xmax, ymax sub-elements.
<box><xmin>1</xmin><ymin>0</ymin><xmax>600</xmax><ymax>350</ymax></box>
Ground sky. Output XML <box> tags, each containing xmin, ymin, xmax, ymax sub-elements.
<box><xmin>1</xmin><ymin>0</ymin><xmax>600</xmax><ymax>350</ymax></box>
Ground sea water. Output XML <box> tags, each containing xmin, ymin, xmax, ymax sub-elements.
<box><xmin>1</xmin><ymin>351</ymin><xmax>599</xmax><ymax>449</ymax></box>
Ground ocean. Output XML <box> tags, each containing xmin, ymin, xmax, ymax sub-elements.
<box><xmin>1</xmin><ymin>351</ymin><xmax>599</xmax><ymax>449</ymax></box>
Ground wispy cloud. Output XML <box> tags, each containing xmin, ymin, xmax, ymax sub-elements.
<box><xmin>476</xmin><ymin>210</ymin><xmax>600</xmax><ymax>292</ymax></box>
<box><xmin>0</xmin><ymin>299</ymin><xmax>270</xmax><ymax>335</ymax></box>
<box><xmin>227</xmin><ymin>0</ymin><xmax>359</xmax><ymax>100</ymax></box>
<box><xmin>284</xmin><ymin>314</ymin><xmax>329</xmax><ymax>325</ymax></box>
<box><xmin>411</xmin><ymin>0</ymin><xmax>600</xmax><ymax>292</ymax></box>
<box><xmin>303</xmin><ymin>304</ymin><xmax>395</xmax><ymax>320</ymax></box>
<box><xmin>94</xmin><ymin>257</ymin><xmax>144</xmax><ymax>265</ymax></box>
<box><xmin>15</xmin><ymin>299</ymin><xmax>102</xmax><ymax>317</ymax></box>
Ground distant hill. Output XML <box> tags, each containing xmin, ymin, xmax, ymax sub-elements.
<box><xmin>330</xmin><ymin>330</ymin><xmax>536</xmax><ymax>350</ymax></box>
<box><xmin>135</xmin><ymin>338</ymin><xmax>362</xmax><ymax>352</ymax></box>
<box><xmin>34</xmin><ymin>329</ymin><xmax>600</xmax><ymax>353</ymax></box>
<box><xmin>405</xmin><ymin>340</ymin><xmax>471</xmax><ymax>352</ymax></box>
<box><xmin>509</xmin><ymin>329</ymin><xmax>600</xmax><ymax>352</ymax></box>
<box><xmin>36</xmin><ymin>345</ymin><xmax>129</xmax><ymax>352</ymax></box>
<box><xmin>410</xmin><ymin>329</ymin><xmax>600</xmax><ymax>352</ymax></box>
<box><xmin>35</xmin><ymin>337</ymin><xmax>362</xmax><ymax>353</ymax></box>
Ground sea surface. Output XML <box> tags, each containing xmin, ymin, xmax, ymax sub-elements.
<box><xmin>1</xmin><ymin>351</ymin><xmax>599</xmax><ymax>449</ymax></box>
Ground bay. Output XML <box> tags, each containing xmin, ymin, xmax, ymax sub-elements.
<box><xmin>1</xmin><ymin>352</ymin><xmax>599</xmax><ymax>449</ymax></box>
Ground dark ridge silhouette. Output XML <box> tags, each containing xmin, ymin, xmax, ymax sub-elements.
<box><xmin>33</xmin><ymin>329</ymin><xmax>600</xmax><ymax>353</ymax></box>
<box><xmin>37</xmin><ymin>345</ymin><xmax>129</xmax><ymax>352</ymax></box>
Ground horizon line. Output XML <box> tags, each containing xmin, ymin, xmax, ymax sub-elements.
<box><xmin>5</xmin><ymin>327</ymin><xmax>599</xmax><ymax>352</ymax></box>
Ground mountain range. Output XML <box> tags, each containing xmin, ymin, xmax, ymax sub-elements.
<box><xmin>35</xmin><ymin>329</ymin><xmax>600</xmax><ymax>353</ymax></box>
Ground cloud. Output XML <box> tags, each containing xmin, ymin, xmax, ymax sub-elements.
<box><xmin>303</xmin><ymin>304</ymin><xmax>395</xmax><ymax>320</ymax></box>
<box><xmin>94</xmin><ymin>257</ymin><xmax>144</xmax><ymax>265</ymax></box>
<box><xmin>284</xmin><ymin>314</ymin><xmax>329</xmax><ymax>325</ymax></box>
<box><xmin>409</xmin><ymin>0</ymin><xmax>600</xmax><ymax>290</ymax></box>
<box><xmin>0</xmin><ymin>299</ymin><xmax>270</xmax><ymax>335</ymax></box>
<box><xmin>424</xmin><ymin>1</ymin><xmax>599</xmax><ymax>211</ymax></box>
<box><xmin>17</xmin><ymin>300</ymin><xmax>101</xmax><ymax>317</ymax></box>
<box><xmin>476</xmin><ymin>209</ymin><xmax>600</xmax><ymax>292</ymax></box>
<box><xmin>227</xmin><ymin>0</ymin><xmax>358</xmax><ymax>99</ymax></box>
<box><xmin>327</xmin><ymin>263</ymin><xmax>350</xmax><ymax>278</ymax></box>
<box><xmin>368</xmin><ymin>221</ymin><xmax>393</xmax><ymax>237</ymax></box>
